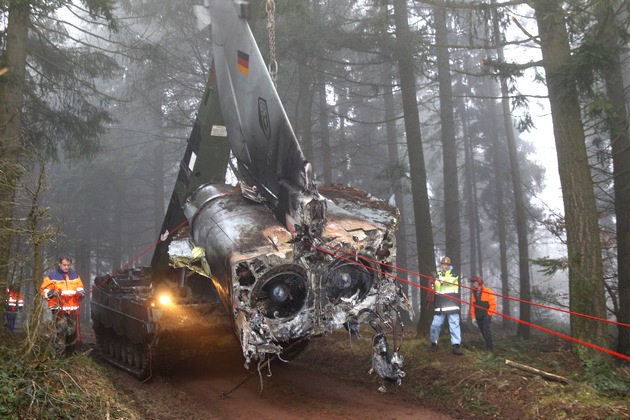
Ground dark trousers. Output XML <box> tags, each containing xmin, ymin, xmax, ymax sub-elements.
<box><xmin>5</xmin><ymin>311</ymin><xmax>17</xmax><ymax>332</ymax></box>
<box><xmin>476</xmin><ymin>315</ymin><xmax>494</xmax><ymax>350</ymax></box>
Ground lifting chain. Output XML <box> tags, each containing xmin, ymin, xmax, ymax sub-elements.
<box><xmin>265</xmin><ymin>0</ymin><xmax>278</xmax><ymax>86</ymax></box>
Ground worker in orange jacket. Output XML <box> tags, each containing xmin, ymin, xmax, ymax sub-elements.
<box><xmin>40</xmin><ymin>256</ymin><xmax>85</xmax><ymax>311</ymax></box>
<box><xmin>469</xmin><ymin>276</ymin><xmax>497</xmax><ymax>351</ymax></box>
<box><xmin>40</xmin><ymin>256</ymin><xmax>85</xmax><ymax>355</ymax></box>
<box><xmin>5</xmin><ymin>284</ymin><xmax>24</xmax><ymax>332</ymax></box>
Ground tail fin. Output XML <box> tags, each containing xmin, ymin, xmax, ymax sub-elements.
<box><xmin>209</xmin><ymin>0</ymin><xmax>326</xmax><ymax>237</ymax></box>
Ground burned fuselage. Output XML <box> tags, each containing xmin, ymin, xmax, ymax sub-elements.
<box><xmin>169</xmin><ymin>183</ymin><xmax>399</xmax><ymax>367</ymax></box>
<box><xmin>92</xmin><ymin>0</ymin><xmax>408</xmax><ymax>387</ymax></box>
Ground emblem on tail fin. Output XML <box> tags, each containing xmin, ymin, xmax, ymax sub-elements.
<box><xmin>258</xmin><ymin>97</ymin><xmax>271</xmax><ymax>139</ymax></box>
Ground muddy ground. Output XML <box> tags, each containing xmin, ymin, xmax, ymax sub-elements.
<box><xmin>96</xmin><ymin>334</ymin><xmax>449</xmax><ymax>419</ymax></box>
<box><xmin>86</xmin><ymin>327</ymin><xmax>629</xmax><ymax>419</ymax></box>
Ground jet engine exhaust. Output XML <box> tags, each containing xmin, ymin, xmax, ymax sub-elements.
<box><xmin>325</xmin><ymin>259</ymin><xmax>374</xmax><ymax>303</ymax></box>
<box><xmin>253</xmin><ymin>266</ymin><xmax>308</xmax><ymax>319</ymax></box>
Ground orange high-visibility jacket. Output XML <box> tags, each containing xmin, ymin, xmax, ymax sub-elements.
<box><xmin>470</xmin><ymin>285</ymin><xmax>497</xmax><ymax>319</ymax></box>
<box><xmin>40</xmin><ymin>268</ymin><xmax>84</xmax><ymax>311</ymax></box>
<box><xmin>5</xmin><ymin>289</ymin><xmax>24</xmax><ymax>311</ymax></box>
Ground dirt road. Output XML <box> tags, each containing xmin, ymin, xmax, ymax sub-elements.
<box><xmin>102</xmin><ymin>347</ymin><xmax>450</xmax><ymax>419</ymax></box>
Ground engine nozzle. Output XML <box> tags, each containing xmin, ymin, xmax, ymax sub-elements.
<box><xmin>325</xmin><ymin>259</ymin><xmax>375</xmax><ymax>303</ymax></box>
<box><xmin>253</xmin><ymin>265</ymin><xmax>308</xmax><ymax>319</ymax></box>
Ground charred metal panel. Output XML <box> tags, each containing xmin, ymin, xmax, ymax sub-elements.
<box><xmin>176</xmin><ymin>182</ymin><xmax>403</xmax><ymax>369</ymax></box>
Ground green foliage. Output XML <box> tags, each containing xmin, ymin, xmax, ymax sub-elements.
<box><xmin>0</xmin><ymin>1</ymin><xmax>122</xmax><ymax>164</ymax></box>
<box><xmin>561</xmin><ymin>29</ymin><xmax>618</xmax><ymax>98</ymax></box>
<box><xmin>585</xmin><ymin>93</ymin><xmax>614</xmax><ymax>120</ymax></box>
<box><xmin>515</xmin><ymin>113</ymin><xmax>534</xmax><ymax>133</ymax></box>
<box><xmin>461</xmin><ymin>384</ymin><xmax>500</xmax><ymax>417</ymax></box>
<box><xmin>375</xmin><ymin>163</ymin><xmax>411</xmax><ymax>195</ymax></box>
<box><xmin>80</xmin><ymin>0</ymin><xmax>118</xmax><ymax>30</ymax></box>
<box><xmin>531</xmin><ymin>256</ymin><xmax>568</xmax><ymax>276</ymax></box>
<box><xmin>480</xmin><ymin>57</ymin><xmax>525</xmax><ymax>80</ymax></box>
<box><xmin>583</xmin><ymin>360</ymin><xmax>630</xmax><ymax>398</ymax></box>
<box><xmin>23</xmin><ymin>29</ymin><xmax>121</xmax><ymax>161</ymax></box>
<box><xmin>0</xmin><ymin>340</ymin><xmax>133</xmax><ymax>419</ymax></box>
<box><xmin>274</xmin><ymin>0</ymin><xmax>310</xmax><ymax>15</ymax></box>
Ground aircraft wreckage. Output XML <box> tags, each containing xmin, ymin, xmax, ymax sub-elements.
<box><xmin>91</xmin><ymin>0</ymin><xmax>408</xmax><ymax>390</ymax></box>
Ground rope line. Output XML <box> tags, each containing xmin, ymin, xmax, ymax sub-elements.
<box><xmin>320</xmin><ymin>243</ymin><xmax>630</xmax><ymax>329</ymax></box>
<box><xmin>306</xmin><ymin>242</ymin><xmax>630</xmax><ymax>362</ymax></box>
<box><xmin>78</xmin><ymin>185</ymin><xmax>628</xmax><ymax>361</ymax></box>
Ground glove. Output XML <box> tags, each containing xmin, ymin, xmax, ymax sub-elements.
<box><xmin>78</xmin><ymin>290</ymin><xmax>85</xmax><ymax>298</ymax></box>
<box><xmin>472</xmin><ymin>318</ymin><xmax>478</xmax><ymax>327</ymax></box>
<box><xmin>46</xmin><ymin>289</ymin><xmax>58</xmax><ymax>299</ymax></box>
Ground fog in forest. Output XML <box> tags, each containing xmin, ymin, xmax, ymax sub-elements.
<box><xmin>3</xmin><ymin>0</ymin><xmax>629</xmax><ymax>356</ymax></box>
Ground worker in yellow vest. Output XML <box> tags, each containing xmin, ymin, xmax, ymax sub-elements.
<box><xmin>429</xmin><ymin>256</ymin><xmax>463</xmax><ymax>355</ymax></box>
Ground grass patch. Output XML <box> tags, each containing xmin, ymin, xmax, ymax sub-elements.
<box><xmin>3</xmin><ymin>325</ymin><xmax>629</xmax><ymax>419</ymax></box>
<box><xmin>296</xmin><ymin>329</ymin><xmax>630</xmax><ymax>419</ymax></box>
<box><xmin>0</xmin><ymin>338</ymin><xmax>137</xmax><ymax>419</ymax></box>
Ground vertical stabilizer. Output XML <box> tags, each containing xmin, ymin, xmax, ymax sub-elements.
<box><xmin>208</xmin><ymin>0</ymin><xmax>327</xmax><ymax>238</ymax></box>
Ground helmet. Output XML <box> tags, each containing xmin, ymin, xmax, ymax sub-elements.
<box><xmin>469</xmin><ymin>276</ymin><xmax>483</xmax><ymax>286</ymax></box>
<box><xmin>440</xmin><ymin>256</ymin><xmax>451</xmax><ymax>265</ymax></box>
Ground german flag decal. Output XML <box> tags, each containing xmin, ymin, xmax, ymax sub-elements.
<box><xmin>237</xmin><ymin>50</ymin><xmax>249</xmax><ymax>76</ymax></box>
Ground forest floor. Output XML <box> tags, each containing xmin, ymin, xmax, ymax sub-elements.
<box><xmin>2</xmin><ymin>324</ymin><xmax>629</xmax><ymax>419</ymax></box>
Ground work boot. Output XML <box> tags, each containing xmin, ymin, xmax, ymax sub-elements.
<box><xmin>452</xmin><ymin>344</ymin><xmax>463</xmax><ymax>355</ymax></box>
<box><xmin>430</xmin><ymin>342</ymin><xmax>438</xmax><ymax>353</ymax></box>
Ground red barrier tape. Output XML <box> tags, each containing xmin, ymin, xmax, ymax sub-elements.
<box><xmin>323</xmin><ymin>243</ymin><xmax>630</xmax><ymax>329</ymax></box>
<box><xmin>307</xmin><ymin>242</ymin><xmax>630</xmax><ymax>362</ymax></box>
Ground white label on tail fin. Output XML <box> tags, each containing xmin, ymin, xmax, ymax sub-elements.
<box><xmin>211</xmin><ymin>125</ymin><xmax>228</xmax><ymax>137</ymax></box>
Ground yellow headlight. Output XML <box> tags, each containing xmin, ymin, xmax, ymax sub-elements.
<box><xmin>158</xmin><ymin>294</ymin><xmax>172</xmax><ymax>306</ymax></box>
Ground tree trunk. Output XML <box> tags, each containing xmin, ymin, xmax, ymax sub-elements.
<box><xmin>433</xmin><ymin>6</ymin><xmax>461</xmax><ymax>273</ymax></box>
<box><xmin>0</xmin><ymin>3</ymin><xmax>30</xmax><ymax>284</ymax></box>
<box><xmin>532</xmin><ymin>0</ymin><xmax>610</xmax><ymax>360</ymax></box>
<box><xmin>492</xmin><ymin>2</ymin><xmax>531</xmax><ymax>338</ymax></box>
<box><xmin>485</xmin><ymin>77</ymin><xmax>511</xmax><ymax>328</ymax></box>
<box><xmin>28</xmin><ymin>163</ymin><xmax>47</xmax><ymax>292</ymax></box>
<box><xmin>153</xmin><ymin>141</ymin><xmax>165</xmax><ymax>241</ymax></box>
<box><xmin>462</xmin><ymin>108</ymin><xmax>478</xmax><ymax>277</ymax></box>
<box><xmin>113</xmin><ymin>201</ymin><xmax>122</xmax><ymax>273</ymax></box>
<box><xmin>460</xmin><ymin>108</ymin><xmax>476</xmax><ymax>322</ymax></box>
<box><xmin>392</xmin><ymin>0</ymin><xmax>436</xmax><ymax>333</ymax></box>
<box><xmin>596</xmin><ymin>1</ymin><xmax>630</xmax><ymax>356</ymax></box>
<box><xmin>76</xmin><ymin>239</ymin><xmax>91</xmax><ymax>323</ymax></box>
<box><xmin>317</xmin><ymin>81</ymin><xmax>332</xmax><ymax>185</ymax></box>
<box><xmin>382</xmin><ymin>59</ymin><xmax>411</xmax><ymax>323</ymax></box>
<box><xmin>312</xmin><ymin>0</ymin><xmax>332</xmax><ymax>185</ymax></box>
